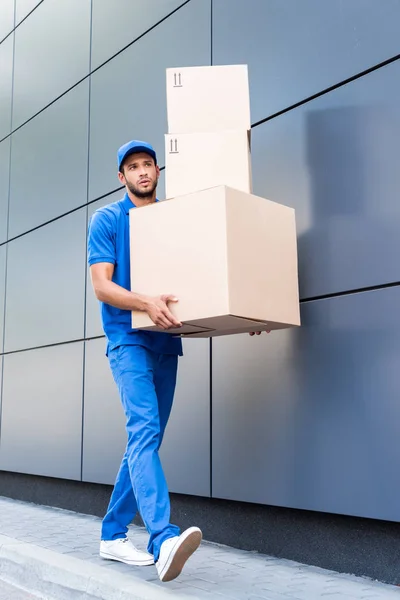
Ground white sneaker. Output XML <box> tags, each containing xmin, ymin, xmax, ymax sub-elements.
<box><xmin>156</xmin><ymin>526</ymin><xmax>202</xmax><ymax>582</ymax></box>
<box><xmin>100</xmin><ymin>538</ymin><xmax>154</xmax><ymax>566</ymax></box>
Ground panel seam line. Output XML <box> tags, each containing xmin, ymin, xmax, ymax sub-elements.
<box><xmin>0</xmin><ymin>0</ymin><xmax>192</xmax><ymax>144</ymax></box>
<box><xmin>251</xmin><ymin>53</ymin><xmax>400</xmax><ymax>128</ymax></box>
<box><xmin>0</xmin><ymin>0</ymin><xmax>45</xmax><ymax>46</ymax></box>
<box><xmin>80</xmin><ymin>0</ymin><xmax>94</xmax><ymax>483</ymax></box>
<box><xmin>0</xmin><ymin>166</ymin><xmax>166</xmax><ymax>248</ymax></box>
<box><xmin>0</xmin><ymin>0</ymin><xmax>17</xmax><ymax>449</ymax></box>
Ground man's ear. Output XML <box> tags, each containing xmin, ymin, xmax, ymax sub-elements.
<box><xmin>118</xmin><ymin>170</ymin><xmax>125</xmax><ymax>185</ymax></box>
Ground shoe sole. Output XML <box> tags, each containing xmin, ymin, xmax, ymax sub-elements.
<box><xmin>159</xmin><ymin>527</ymin><xmax>202</xmax><ymax>582</ymax></box>
<box><xmin>100</xmin><ymin>550</ymin><xmax>154</xmax><ymax>566</ymax></box>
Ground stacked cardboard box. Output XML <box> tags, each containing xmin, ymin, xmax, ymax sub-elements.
<box><xmin>130</xmin><ymin>65</ymin><xmax>300</xmax><ymax>337</ymax></box>
<box><xmin>164</xmin><ymin>65</ymin><xmax>252</xmax><ymax>198</ymax></box>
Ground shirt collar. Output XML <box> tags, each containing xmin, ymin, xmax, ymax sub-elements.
<box><xmin>121</xmin><ymin>192</ymin><xmax>159</xmax><ymax>214</ymax></box>
<box><xmin>121</xmin><ymin>192</ymin><xmax>135</xmax><ymax>214</ymax></box>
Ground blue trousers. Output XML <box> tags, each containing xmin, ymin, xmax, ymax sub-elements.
<box><xmin>101</xmin><ymin>344</ymin><xmax>181</xmax><ymax>561</ymax></box>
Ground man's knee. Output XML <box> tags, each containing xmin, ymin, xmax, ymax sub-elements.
<box><xmin>126</xmin><ymin>411</ymin><xmax>161</xmax><ymax>452</ymax></box>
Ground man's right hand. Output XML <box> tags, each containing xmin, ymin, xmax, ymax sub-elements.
<box><xmin>144</xmin><ymin>294</ymin><xmax>182</xmax><ymax>330</ymax></box>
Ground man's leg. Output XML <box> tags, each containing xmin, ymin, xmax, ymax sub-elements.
<box><xmin>106</xmin><ymin>344</ymin><xmax>180</xmax><ymax>559</ymax></box>
<box><xmin>154</xmin><ymin>353</ymin><xmax>178</xmax><ymax>451</ymax></box>
<box><xmin>101</xmin><ymin>345</ymin><xmax>138</xmax><ymax>541</ymax></box>
<box><xmin>101</xmin><ymin>452</ymin><xmax>137</xmax><ymax>541</ymax></box>
<box><xmin>101</xmin><ymin>351</ymin><xmax>179</xmax><ymax>544</ymax></box>
<box><xmin>100</xmin><ymin>450</ymin><xmax>154</xmax><ymax>565</ymax></box>
<box><xmin>152</xmin><ymin>352</ymin><xmax>203</xmax><ymax>582</ymax></box>
<box><xmin>101</xmin><ymin>344</ymin><xmax>201</xmax><ymax>580</ymax></box>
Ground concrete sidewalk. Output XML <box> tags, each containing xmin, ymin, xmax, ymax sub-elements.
<box><xmin>0</xmin><ymin>496</ymin><xmax>398</xmax><ymax>600</ymax></box>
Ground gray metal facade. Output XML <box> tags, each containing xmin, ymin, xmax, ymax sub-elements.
<box><xmin>0</xmin><ymin>0</ymin><xmax>399</xmax><ymax>521</ymax></box>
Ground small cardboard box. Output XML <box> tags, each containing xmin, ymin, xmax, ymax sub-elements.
<box><xmin>166</xmin><ymin>64</ymin><xmax>251</xmax><ymax>133</ymax></box>
<box><xmin>130</xmin><ymin>185</ymin><xmax>300</xmax><ymax>337</ymax></box>
<box><xmin>165</xmin><ymin>130</ymin><xmax>252</xmax><ymax>199</ymax></box>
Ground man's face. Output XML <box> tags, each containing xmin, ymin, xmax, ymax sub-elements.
<box><xmin>119</xmin><ymin>152</ymin><xmax>160</xmax><ymax>199</ymax></box>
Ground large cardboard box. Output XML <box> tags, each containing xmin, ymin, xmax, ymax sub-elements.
<box><xmin>165</xmin><ymin>130</ymin><xmax>252</xmax><ymax>199</ymax></box>
<box><xmin>130</xmin><ymin>185</ymin><xmax>300</xmax><ymax>337</ymax></box>
<box><xmin>166</xmin><ymin>65</ymin><xmax>251</xmax><ymax>134</ymax></box>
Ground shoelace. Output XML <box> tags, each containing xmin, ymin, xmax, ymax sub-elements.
<box><xmin>116</xmin><ymin>537</ymin><xmax>144</xmax><ymax>553</ymax></box>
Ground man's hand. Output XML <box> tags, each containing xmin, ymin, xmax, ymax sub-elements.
<box><xmin>249</xmin><ymin>330</ymin><xmax>271</xmax><ymax>336</ymax></box>
<box><xmin>144</xmin><ymin>294</ymin><xmax>182</xmax><ymax>330</ymax></box>
<box><xmin>90</xmin><ymin>264</ymin><xmax>181</xmax><ymax>330</ymax></box>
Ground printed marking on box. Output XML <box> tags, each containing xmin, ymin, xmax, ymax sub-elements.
<box><xmin>173</xmin><ymin>72</ymin><xmax>182</xmax><ymax>87</ymax></box>
<box><xmin>169</xmin><ymin>138</ymin><xmax>179</xmax><ymax>154</ymax></box>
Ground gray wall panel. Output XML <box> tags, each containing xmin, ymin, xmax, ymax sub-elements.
<box><xmin>82</xmin><ymin>337</ymin><xmax>125</xmax><ymax>485</ymax></box>
<box><xmin>88</xmin><ymin>0</ymin><xmax>211</xmax><ymax>200</ymax></box>
<box><xmin>212</xmin><ymin>287</ymin><xmax>400</xmax><ymax>521</ymax></box>
<box><xmin>83</xmin><ymin>337</ymin><xmax>210</xmax><ymax>497</ymax></box>
<box><xmin>9</xmin><ymin>81</ymin><xmax>90</xmax><ymax>239</ymax></box>
<box><xmin>160</xmin><ymin>338</ymin><xmax>210</xmax><ymax>496</ymax></box>
<box><xmin>12</xmin><ymin>0</ymin><xmax>90</xmax><ymax>129</ymax></box>
<box><xmin>0</xmin><ymin>138</ymin><xmax>10</xmax><ymax>244</ymax></box>
<box><xmin>0</xmin><ymin>0</ymin><xmax>14</xmax><ymax>41</ymax></box>
<box><xmin>0</xmin><ymin>343</ymin><xmax>83</xmax><ymax>479</ymax></box>
<box><xmin>4</xmin><ymin>209</ymin><xmax>86</xmax><ymax>352</ymax></box>
<box><xmin>252</xmin><ymin>61</ymin><xmax>400</xmax><ymax>300</ymax></box>
<box><xmin>0</xmin><ymin>35</ymin><xmax>13</xmax><ymax>140</ymax></box>
<box><xmin>0</xmin><ymin>245</ymin><xmax>6</xmax><ymax>352</ymax></box>
<box><xmin>213</xmin><ymin>0</ymin><xmax>400</xmax><ymax>122</ymax></box>
<box><xmin>15</xmin><ymin>0</ymin><xmax>41</xmax><ymax>24</ymax></box>
<box><xmin>91</xmin><ymin>0</ymin><xmax>184</xmax><ymax>70</ymax></box>
<box><xmin>0</xmin><ymin>357</ymin><xmax>3</xmax><ymax>416</ymax></box>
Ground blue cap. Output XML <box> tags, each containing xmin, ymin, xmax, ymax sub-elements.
<box><xmin>117</xmin><ymin>140</ymin><xmax>157</xmax><ymax>170</ymax></box>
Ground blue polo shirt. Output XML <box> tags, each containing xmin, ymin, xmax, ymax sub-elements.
<box><xmin>87</xmin><ymin>192</ymin><xmax>183</xmax><ymax>357</ymax></box>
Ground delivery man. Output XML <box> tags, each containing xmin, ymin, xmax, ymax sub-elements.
<box><xmin>87</xmin><ymin>139</ymin><xmax>267</xmax><ymax>583</ymax></box>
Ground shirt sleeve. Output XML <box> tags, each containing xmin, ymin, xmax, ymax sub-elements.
<box><xmin>87</xmin><ymin>209</ymin><xmax>116</xmax><ymax>266</ymax></box>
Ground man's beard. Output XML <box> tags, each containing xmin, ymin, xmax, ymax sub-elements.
<box><xmin>127</xmin><ymin>178</ymin><xmax>157</xmax><ymax>199</ymax></box>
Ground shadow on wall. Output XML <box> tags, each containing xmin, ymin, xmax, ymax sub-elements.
<box><xmin>220</xmin><ymin>103</ymin><xmax>400</xmax><ymax>520</ymax></box>
<box><xmin>285</xmin><ymin>288</ymin><xmax>400</xmax><ymax>521</ymax></box>
<box><xmin>298</xmin><ymin>104</ymin><xmax>400</xmax><ymax>298</ymax></box>
<box><xmin>281</xmin><ymin>104</ymin><xmax>400</xmax><ymax>519</ymax></box>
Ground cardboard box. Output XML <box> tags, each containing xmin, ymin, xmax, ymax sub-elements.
<box><xmin>165</xmin><ymin>130</ymin><xmax>252</xmax><ymax>199</ymax></box>
<box><xmin>130</xmin><ymin>185</ymin><xmax>300</xmax><ymax>337</ymax></box>
<box><xmin>166</xmin><ymin>65</ymin><xmax>251</xmax><ymax>134</ymax></box>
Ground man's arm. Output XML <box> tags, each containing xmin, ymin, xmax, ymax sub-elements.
<box><xmin>90</xmin><ymin>262</ymin><xmax>182</xmax><ymax>330</ymax></box>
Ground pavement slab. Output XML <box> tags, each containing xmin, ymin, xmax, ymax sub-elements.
<box><xmin>0</xmin><ymin>496</ymin><xmax>398</xmax><ymax>600</ymax></box>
